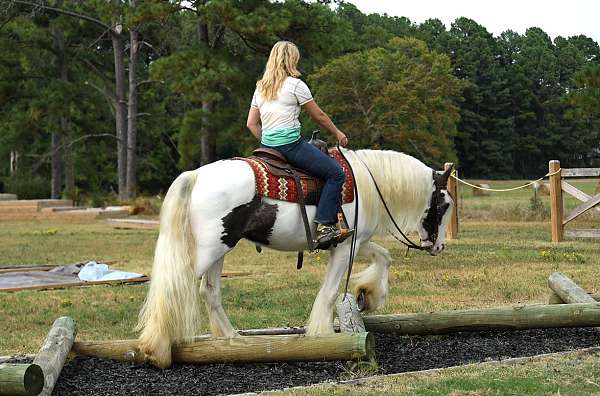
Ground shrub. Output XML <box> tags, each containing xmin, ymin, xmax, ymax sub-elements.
<box><xmin>3</xmin><ymin>173</ymin><xmax>50</xmax><ymax>199</ymax></box>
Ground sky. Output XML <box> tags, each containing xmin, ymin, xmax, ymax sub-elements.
<box><xmin>346</xmin><ymin>0</ymin><xmax>600</xmax><ymax>44</ymax></box>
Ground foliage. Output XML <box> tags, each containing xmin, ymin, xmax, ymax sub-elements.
<box><xmin>2</xmin><ymin>172</ymin><xmax>50</xmax><ymax>199</ymax></box>
<box><xmin>1</xmin><ymin>1</ymin><xmax>599</xmax><ymax>195</ymax></box>
<box><xmin>310</xmin><ymin>37</ymin><xmax>462</xmax><ymax>167</ymax></box>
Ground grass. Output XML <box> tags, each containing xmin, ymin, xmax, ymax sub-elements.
<box><xmin>0</xmin><ymin>178</ymin><xmax>598</xmax><ymax>394</ymax></box>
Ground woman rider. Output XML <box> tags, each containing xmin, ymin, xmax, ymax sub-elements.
<box><xmin>246</xmin><ymin>41</ymin><xmax>352</xmax><ymax>248</ymax></box>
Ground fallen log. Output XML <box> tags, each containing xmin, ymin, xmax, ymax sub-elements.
<box><xmin>0</xmin><ymin>363</ymin><xmax>43</xmax><ymax>396</ymax></box>
<box><xmin>548</xmin><ymin>291</ymin><xmax>599</xmax><ymax>304</ymax></box>
<box><xmin>33</xmin><ymin>317</ymin><xmax>77</xmax><ymax>396</ymax></box>
<box><xmin>73</xmin><ymin>333</ymin><xmax>375</xmax><ymax>365</ymax></box>
<box><xmin>361</xmin><ymin>303</ymin><xmax>600</xmax><ymax>334</ymax></box>
<box><xmin>548</xmin><ymin>272</ymin><xmax>596</xmax><ymax>304</ymax></box>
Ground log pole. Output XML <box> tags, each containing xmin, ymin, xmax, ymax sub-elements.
<box><xmin>548</xmin><ymin>272</ymin><xmax>596</xmax><ymax>304</ymax></box>
<box><xmin>362</xmin><ymin>303</ymin><xmax>600</xmax><ymax>334</ymax></box>
<box><xmin>73</xmin><ymin>333</ymin><xmax>375</xmax><ymax>365</ymax></box>
<box><xmin>33</xmin><ymin>317</ymin><xmax>77</xmax><ymax>396</ymax></box>
<box><xmin>0</xmin><ymin>364</ymin><xmax>43</xmax><ymax>396</ymax></box>
<box><xmin>549</xmin><ymin>291</ymin><xmax>599</xmax><ymax>304</ymax></box>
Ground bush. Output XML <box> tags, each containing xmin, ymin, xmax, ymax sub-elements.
<box><xmin>3</xmin><ymin>174</ymin><xmax>50</xmax><ymax>199</ymax></box>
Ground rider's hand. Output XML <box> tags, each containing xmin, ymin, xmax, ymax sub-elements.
<box><xmin>336</xmin><ymin>131</ymin><xmax>348</xmax><ymax>147</ymax></box>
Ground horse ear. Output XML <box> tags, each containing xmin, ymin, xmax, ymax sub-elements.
<box><xmin>436</xmin><ymin>166</ymin><xmax>453</xmax><ymax>189</ymax></box>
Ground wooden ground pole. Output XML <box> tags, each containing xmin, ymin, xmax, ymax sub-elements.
<box><xmin>33</xmin><ymin>317</ymin><xmax>77</xmax><ymax>396</ymax></box>
<box><xmin>73</xmin><ymin>333</ymin><xmax>375</xmax><ymax>365</ymax></box>
<box><xmin>0</xmin><ymin>363</ymin><xmax>43</xmax><ymax>396</ymax></box>
<box><xmin>548</xmin><ymin>272</ymin><xmax>596</xmax><ymax>304</ymax></box>
<box><xmin>362</xmin><ymin>303</ymin><xmax>600</xmax><ymax>334</ymax></box>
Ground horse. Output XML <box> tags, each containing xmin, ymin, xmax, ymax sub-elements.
<box><xmin>136</xmin><ymin>148</ymin><xmax>454</xmax><ymax>368</ymax></box>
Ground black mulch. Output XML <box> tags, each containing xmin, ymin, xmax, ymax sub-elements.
<box><xmin>8</xmin><ymin>328</ymin><xmax>600</xmax><ymax>395</ymax></box>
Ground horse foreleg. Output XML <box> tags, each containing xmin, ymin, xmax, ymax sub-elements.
<box><xmin>199</xmin><ymin>256</ymin><xmax>237</xmax><ymax>338</ymax></box>
<box><xmin>350</xmin><ymin>242</ymin><xmax>392</xmax><ymax>312</ymax></box>
<box><xmin>306</xmin><ymin>243</ymin><xmax>356</xmax><ymax>336</ymax></box>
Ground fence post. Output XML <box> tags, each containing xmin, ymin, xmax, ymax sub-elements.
<box><xmin>549</xmin><ymin>160</ymin><xmax>563</xmax><ymax>242</ymax></box>
<box><xmin>444</xmin><ymin>162</ymin><xmax>459</xmax><ymax>240</ymax></box>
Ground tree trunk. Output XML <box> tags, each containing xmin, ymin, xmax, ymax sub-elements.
<box><xmin>50</xmin><ymin>131</ymin><xmax>63</xmax><ymax>199</ymax></box>
<box><xmin>112</xmin><ymin>32</ymin><xmax>128</xmax><ymax>200</ymax></box>
<box><xmin>200</xmin><ymin>100</ymin><xmax>215</xmax><ymax>165</ymax></box>
<box><xmin>63</xmin><ymin>118</ymin><xmax>74</xmax><ymax>200</ymax></box>
<box><xmin>50</xmin><ymin>13</ymin><xmax>66</xmax><ymax>200</ymax></box>
<box><xmin>197</xmin><ymin>20</ymin><xmax>216</xmax><ymax>165</ymax></box>
<box><xmin>126</xmin><ymin>1</ymin><xmax>138</xmax><ymax>199</ymax></box>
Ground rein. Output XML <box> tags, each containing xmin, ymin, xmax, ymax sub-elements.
<box><xmin>335</xmin><ymin>146</ymin><xmax>427</xmax><ymax>301</ymax></box>
<box><xmin>336</xmin><ymin>146</ymin><xmax>359</xmax><ymax>297</ymax></box>
<box><xmin>352</xmin><ymin>152</ymin><xmax>427</xmax><ymax>252</ymax></box>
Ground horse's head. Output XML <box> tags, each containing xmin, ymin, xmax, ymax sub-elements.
<box><xmin>416</xmin><ymin>166</ymin><xmax>454</xmax><ymax>256</ymax></box>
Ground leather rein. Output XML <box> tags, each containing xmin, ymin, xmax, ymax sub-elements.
<box><xmin>336</xmin><ymin>147</ymin><xmax>429</xmax><ymax>299</ymax></box>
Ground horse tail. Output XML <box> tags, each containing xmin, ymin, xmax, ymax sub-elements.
<box><xmin>136</xmin><ymin>169</ymin><xmax>200</xmax><ymax>368</ymax></box>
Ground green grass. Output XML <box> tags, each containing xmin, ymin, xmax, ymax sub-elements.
<box><xmin>1</xmin><ymin>218</ymin><xmax>598</xmax><ymax>354</ymax></box>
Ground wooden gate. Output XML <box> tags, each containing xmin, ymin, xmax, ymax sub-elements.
<box><xmin>548</xmin><ymin>160</ymin><xmax>600</xmax><ymax>242</ymax></box>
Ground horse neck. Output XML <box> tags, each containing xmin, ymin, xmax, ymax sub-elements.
<box><xmin>350</xmin><ymin>149</ymin><xmax>433</xmax><ymax>232</ymax></box>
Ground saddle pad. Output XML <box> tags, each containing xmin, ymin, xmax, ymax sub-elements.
<box><xmin>236</xmin><ymin>149</ymin><xmax>354</xmax><ymax>205</ymax></box>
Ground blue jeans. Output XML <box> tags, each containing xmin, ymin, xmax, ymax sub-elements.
<box><xmin>264</xmin><ymin>138</ymin><xmax>346</xmax><ymax>225</ymax></box>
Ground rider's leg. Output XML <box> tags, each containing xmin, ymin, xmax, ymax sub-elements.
<box><xmin>271</xmin><ymin>138</ymin><xmax>347</xmax><ymax>244</ymax></box>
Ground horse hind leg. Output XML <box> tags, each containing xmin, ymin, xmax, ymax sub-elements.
<box><xmin>199</xmin><ymin>256</ymin><xmax>237</xmax><ymax>338</ymax></box>
<box><xmin>350</xmin><ymin>242</ymin><xmax>392</xmax><ymax>312</ymax></box>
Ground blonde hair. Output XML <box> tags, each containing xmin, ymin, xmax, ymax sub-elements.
<box><xmin>257</xmin><ymin>41</ymin><xmax>301</xmax><ymax>101</ymax></box>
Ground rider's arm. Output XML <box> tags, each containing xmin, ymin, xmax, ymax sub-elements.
<box><xmin>302</xmin><ymin>101</ymin><xmax>348</xmax><ymax>146</ymax></box>
<box><xmin>246</xmin><ymin>107</ymin><xmax>262</xmax><ymax>141</ymax></box>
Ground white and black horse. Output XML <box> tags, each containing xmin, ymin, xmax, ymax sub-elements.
<box><xmin>136</xmin><ymin>148</ymin><xmax>454</xmax><ymax>367</ymax></box>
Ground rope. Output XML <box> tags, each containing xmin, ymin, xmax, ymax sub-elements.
<box><xmin>451</xmin><ymin>168</ymin><xmax>562</xmax><ymax>192</ymax></box>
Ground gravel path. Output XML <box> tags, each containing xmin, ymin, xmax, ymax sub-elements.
<box><xmin>8</xmin><ymin>328</ymin><xmax>600</xmax><ymax>395</ymax></box>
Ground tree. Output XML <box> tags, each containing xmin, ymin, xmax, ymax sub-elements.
<box><xmin>309</xmin><ymin>37</ymin><xmax>462</xmax><ymax>167</ymax></box>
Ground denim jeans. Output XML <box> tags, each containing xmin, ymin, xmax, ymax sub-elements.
<box><xmin>264</xmin><ymin>138</ymin><xmax>346</xmax><ymax>225</ymax></box>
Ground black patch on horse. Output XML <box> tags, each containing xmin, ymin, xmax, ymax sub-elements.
<box><xmin>221</xmin><ymin>196</ymin><xmax>278</xmax><ymax>248</ymax></box>
<box><xmin>421</xmin><ymin>170</ymin><xmax>451</xmax><ymax>242</ymax></box>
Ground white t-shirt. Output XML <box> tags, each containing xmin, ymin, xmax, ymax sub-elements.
<box><xmin>250</xmin><ymin>77</ymin><xmax>313</xmax><ymax>132</ymax></box>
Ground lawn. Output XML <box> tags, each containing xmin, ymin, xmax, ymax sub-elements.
<box><xmin>0</xmin><ymin>179</ymin><xmax>598</xmax><ymax>394</ymax></box>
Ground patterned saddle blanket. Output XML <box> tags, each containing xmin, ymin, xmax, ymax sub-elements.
<box><xmin>235</xmin><ymin>148</ymin><xmax>355</xmax><ymax>205</ymax></box>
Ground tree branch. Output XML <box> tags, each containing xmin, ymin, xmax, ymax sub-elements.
<box><xmin>11</xmin><ymin>0</ymin><xmax>115</xmax><ymax>33</ymax></box>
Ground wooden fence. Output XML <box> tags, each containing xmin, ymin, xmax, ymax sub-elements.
<box><xmin>548</xmin><ymin>160</ymin><xmax>600</xmax><ymax>242</ymax></box>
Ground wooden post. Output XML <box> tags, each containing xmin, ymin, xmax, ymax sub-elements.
<box><xmin>362</xmin><ymin>303</ymin><xmax>600</xmax><ymax>334</ymax></box>
<box><xmin>73</xmin><ymin>333</ymin><xmax>375</xmax><ymax>365</ymax></box>
<box><xmin>33</xmin><ymin>317</ymin><xmax>77</xmax><ymax>396</ymax></box>
<box><xmin>444</xmin><ymin>162</ymin><xmax>458</xmax><ymax>239</ymax></box>
<box><xmin>549</xmin><ymin>160</ymin><xmax>563</xmax><ymax>242</ymax></box>
<box><xmin>336</xmin><ymin>293</ymin><xmax>366</xmax><ymax>333</ymax></box>
<box><xmin>0</xmin><ymin>363</ymin><xmax>43</xmax><ymax>396</ymax></box>
<box><xmin>548</xmin><ymin>272</ymin><xmax>596</xmax><ymax>304</ymax></box>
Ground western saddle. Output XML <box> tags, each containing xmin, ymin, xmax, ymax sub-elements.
<box><xmin>241</xmin><ymin>131</ymin><xmax>352</xmax><ymax>267</ymax></box>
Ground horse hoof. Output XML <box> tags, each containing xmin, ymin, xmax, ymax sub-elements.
<box><xmin>357</xmin><ymin>290</ymin><xmax>367</xmax><ymax>312</ymax></box>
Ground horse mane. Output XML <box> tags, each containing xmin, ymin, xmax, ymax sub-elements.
<box><xmin>344</xmin><ymin>149</ymin><xmax>434</xmax><ymax>236</ymax></box>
